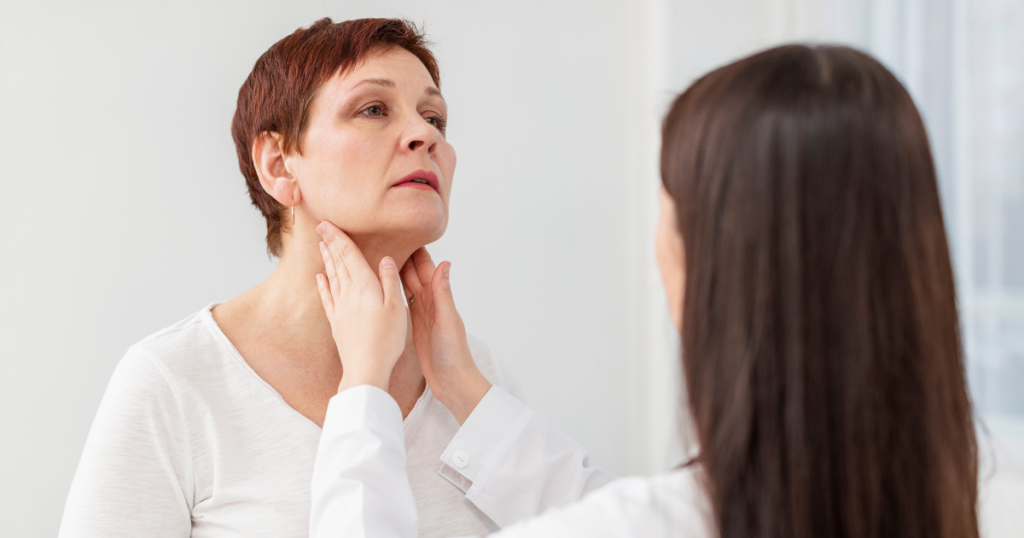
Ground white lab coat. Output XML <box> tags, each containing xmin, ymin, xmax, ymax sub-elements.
<box><xmin>310</xmin><ymin>385</ymin><xmax>713</xmax><ymax>538</ymax></box>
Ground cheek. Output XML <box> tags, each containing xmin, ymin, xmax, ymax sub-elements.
<box><xmin>655</xmin><ymin>232</ymin><xmax>673</xmax><ymax>290</ymax></box>
<box><xmin>308</xmin><ymin>132</ymin><xmax>387</xmax><ymax>196</ymax></box>
<box><xmin>444</xmin><ymin>142</ymin><xmax>457</xmax><ymax>171</ymax></box>
<box><xmin>655</xmin><ymin>216</ymin><xmax>676</xmax><ymax>278</ymax></box>
<box><xmin>337</xmin><ymin>133</ymin><xmax>388</xmax><ymax>177</ymax></box>
<box><xmin>439</xmin><ymin>143</ymin><xmax>456</xmax><ymax>177</ymax></box>
<box><xmin>655</xmin><ymin>213</ymin><xmax>686</xmax><ymax>329</ymax></box>
<box><xmin>297</xmin><ymin>130</ymin><xmax>397</xmax><ymax>232</ymax></box>
<box><xmin>437</xmin><ymin>142</ymin><xmax>457</xmax><ymax>202</ymax></box>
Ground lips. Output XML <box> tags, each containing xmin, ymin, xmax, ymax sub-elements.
<box><xmin>392</xmin><ymin>170</ymin><xmax>440</xmax><ymax>193</ymax></box>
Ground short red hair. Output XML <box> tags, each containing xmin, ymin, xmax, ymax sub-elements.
<box><xmin>231</xmin><ymin>18</ymin><xmax>440</xmax><ymax>256</ymax></box>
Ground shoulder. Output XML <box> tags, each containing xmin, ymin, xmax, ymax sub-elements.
<box><xmin>113</xmin><ymin>304</ymin><xmax>248</xmax><ymax>396</ymax></box>
<box><xmin>62</xmin><ymin>315</ymin><xmax>211</xmax><ymax>536</ymax></box>
<box><xmin>103</xmin><ymin>304</ymin><xmax>237</xmax><ymax>415</ymax></box>
<box><xmin>129</xmin><ymin>304</ymin><xmax>226</xmax><ymax>370</ymax></box>
<box><xmin>591</xmin><ymin>467</ymin><xmax>708</xmax><ymax>518</ymax></box>
<box><xmin>496</xmin><ymin>467</ymin><xmax>712</xmax><ymax>538</ymax></box>
<box><xmin>101</xmin><ymin>306</ymin><xmax>213</xmax><ymax>411</ymax></box>
<box><xmin>583</xmin><ymin>467</ymin><xmax>711</xmax><ymax>536</ymax></box>
<box><xmin>80</xmin><ymin>312</ymin><xmax>218</xmax><ymax>470</ymax></box>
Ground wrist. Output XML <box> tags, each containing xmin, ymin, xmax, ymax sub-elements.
<box><xmin>443</xmin><ymin>369</ymin><xmax>492</xmax><ymax>426</ymax></box>
<box><xmin>338</xmin><ymin>368</ymin><xmax>391</xmax><ymax>394</ymax></box>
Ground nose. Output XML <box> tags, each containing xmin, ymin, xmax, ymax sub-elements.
<box><xmin>400</xmin><ymin>114</ymin><xmax>439</xmax><ymax>154</ymax></box>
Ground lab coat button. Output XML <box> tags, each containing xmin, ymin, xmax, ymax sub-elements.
<box><xmin>453</xmin><ymin>450</ymin><xmax>470</xmax><ymax>469</ymax></box>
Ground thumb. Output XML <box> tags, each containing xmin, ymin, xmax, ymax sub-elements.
<box><xmin>431</xmin><ymin>262</ymin><xmax>460</xmax><ymax>324</ymax></box>
<box><xmin>379</xmin><ymin>256</ymin><xmax>403</xmax><ymax>307</ymax></box>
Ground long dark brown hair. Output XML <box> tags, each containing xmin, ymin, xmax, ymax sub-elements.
<box><xmin>661</xmin><ymin>45</ymin><xmax>978</xmax><ymax>538</ymax></box>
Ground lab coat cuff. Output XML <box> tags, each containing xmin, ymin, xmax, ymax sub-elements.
<box><xmin>313</xmin><ymin>385</ymin><xmax>416</xmax><ymax>538</ymax></box>
<box><xmin>438</xmin><ymin>385</ymin><xmax>527</xmax><ymax>491</ymax></box>
<box><xmin>322</xmin><ymin>385</ymin><xmax>404</xmax><ymax>439</ymax></box>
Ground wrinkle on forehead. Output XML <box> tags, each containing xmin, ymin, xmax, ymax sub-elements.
<box><xmin>336</xmin><ymin>47</ymin><xmax>441</xmax><ymax>96</ymax></box>
<box><xmin>347</xmin><ymin>77</ymin><xmax>443</xmax><ymax>100</ymax></box>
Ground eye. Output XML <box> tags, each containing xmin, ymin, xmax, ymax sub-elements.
<box><xmin>360</xmin><ymin>105</ymin><xmax>385</xmax><ymax>117</ymax></box>
<box><xmin>425</xmin><ymin>115</ymin><xmax>447</xmax><ymax>133</ymax></box>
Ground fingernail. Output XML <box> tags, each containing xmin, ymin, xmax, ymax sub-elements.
<box><xmin>382</xmin><ymin>257</ymin><xmax>397</xmax><ymax>269</ymax></box>
<box><xmin>443</xmin><ymin>263</ymin><xmax>451</xmax><ymax>278</ymax></box>
<box><xmin>319</xmin><ymin>242</ymin><xmax>327</xmax><ymax>254</ymax></box>
<box><xmin>316</xmin><ymin>222</ymin><xmax>325</xmax><ymax>235</ymax></box>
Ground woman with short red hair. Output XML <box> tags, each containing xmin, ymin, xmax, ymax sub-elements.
<box><xmin>58</xmin><ymin>18</ymin><xmax>553</xmax><ymax>538</ymax></box>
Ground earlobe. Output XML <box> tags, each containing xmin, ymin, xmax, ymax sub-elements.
<box><xmin>252</xmin><ymin>131</ymin><xmax>301</xmax><ymax>208</ymax></box>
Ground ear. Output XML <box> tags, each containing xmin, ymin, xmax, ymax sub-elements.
<box><xmin>252</xmin><ymin>132</ymin><xmax>302</xmax><ymax>208</ymax></box>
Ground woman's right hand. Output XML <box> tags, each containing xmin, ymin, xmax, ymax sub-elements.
<box><xmin>400</xmin><ymin>248</ymin><xmax>491</xmax><ymax>425</ymax></box>
<box><xmin>315</xmin><ymin>222</ymin><xmax>408</xmax><ymax>394</ymax></box>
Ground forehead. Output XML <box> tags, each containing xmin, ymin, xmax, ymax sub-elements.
<box><xmin>335</xmin><ymin>47</ymin><xmax>437</xmax><ymax>92</ymax></box>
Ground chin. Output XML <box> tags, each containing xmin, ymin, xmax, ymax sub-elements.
<box><xmin>390</xmin><ymin>212</ymin><xmax>447</xmax><ymax>244</ymax></box>
<box><xmin>372</xmin><ymin>198</ymin><xmax>447</xmax><ymax>243</ymax></box>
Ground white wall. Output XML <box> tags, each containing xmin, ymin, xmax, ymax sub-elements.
<box><xmin>0</xmin><ymin>1</ymin><xmax>662</xmax><ymax>535</ymax></box>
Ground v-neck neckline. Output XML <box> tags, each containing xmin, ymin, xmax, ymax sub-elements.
<box><xmin>199</xmin><ymin>302</ymin><xmax>431</xmax><ymax>431</ymax></box>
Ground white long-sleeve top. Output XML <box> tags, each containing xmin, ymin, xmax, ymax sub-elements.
<box><xmin>59</xmin><ymin>304</ymin><xmax>513</xmax><ymax>538</ymax></box>
<box><xmin>311</xmin><ymin>385</ymin><xmax>713</xmax><ymax>538</ymax></box>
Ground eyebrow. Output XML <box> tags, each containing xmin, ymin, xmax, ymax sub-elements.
<box><xmin>351</xmin><ymin>77</ymin><xmax>444</xmax><ymax>100</ymax></box>
<box><xmin>352</xmin><ymin>78</ymin><xmax>396</xmax><ymax>89</ymax></box>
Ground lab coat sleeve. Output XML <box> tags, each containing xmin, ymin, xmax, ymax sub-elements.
<box><xmin>309</xmin><ymin>384</ymin><xmax>697</xmax><ymax>538</ymax></box>
<box><xmin>437</xmin><ymin>386</ymin><xmax>619</xmax><ymax>528</ymax></box>
<box><xmin>310</xmin><ymin>386</ymin><xmax>418</xmax><ymax>538</ymax></box>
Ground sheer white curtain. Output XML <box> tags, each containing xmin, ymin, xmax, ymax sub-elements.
<box><xmin>817</xmin><ymin>0</ymin><xmax>1024</xmax><ymax>426</ymax></box>
<box><xmin>949</xmin><ymin>0</ymin><xmax>1024</xmax><ymax>424</ymax></box>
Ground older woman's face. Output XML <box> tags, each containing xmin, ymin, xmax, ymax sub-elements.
<box><xmin>292</xmin><ymin>47</ymin><xmax>454</xmax><ymax>245</ymax></box>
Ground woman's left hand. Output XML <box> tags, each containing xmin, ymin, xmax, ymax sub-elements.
<box><xmin>401</xmin><ymin>248</ymin><xmax>491</xmax><ymax>424</ymax></box>
<box><xmin>315</xmin><ymin>221</ymin><xmax>407</xmax><ymax>393</ymax></box>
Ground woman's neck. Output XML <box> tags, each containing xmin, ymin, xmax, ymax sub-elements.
<box><xmin>210</xmin><ymin>224</ymin><xmax>426</xmax><ymax>422</ymax></box>
<box><xmin>251</xmin><ymin>223</ymin><xmax>419</xmax><ymax>353</ymax></box>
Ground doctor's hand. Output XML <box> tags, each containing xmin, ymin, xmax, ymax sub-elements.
<box><xmin>315</xmin><ymin>221</ymin><xmax>407</xmax><ymax>393</ymax></box>
<box><xmin>401</xmin><ymin>248</ymin><xmax>491</xmax><ymax>425</ymax></box>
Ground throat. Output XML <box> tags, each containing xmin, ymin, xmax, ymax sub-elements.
<box><xmin>387</xmin><ymin>348</ymin><xmax>428</xmax><ymax>419</ymax></box>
